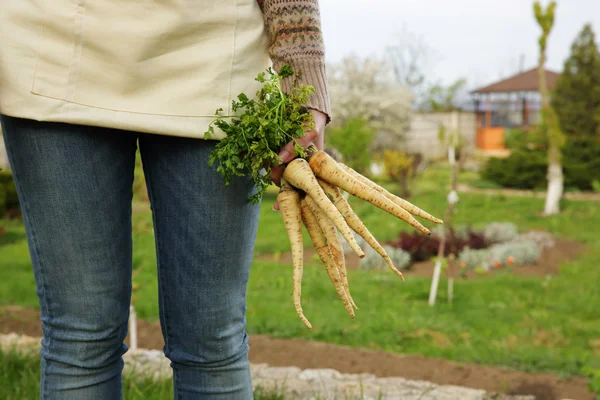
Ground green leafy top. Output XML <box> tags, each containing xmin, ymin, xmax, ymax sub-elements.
<box><xmin>204</xmin><ymin>66</ymin><xmax>315</xmax><ymax>204</ymax></box>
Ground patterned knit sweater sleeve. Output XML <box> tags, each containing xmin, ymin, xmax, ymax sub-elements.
<box><xmin>257</xmin><ymin>0</ymin><xmax>331</xmax><ymax>121</ymax></box>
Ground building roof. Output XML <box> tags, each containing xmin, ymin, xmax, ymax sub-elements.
<box><xmin>471</xmin><ymin>67</ymin><xmax>561</xmax><ymax>94</ymax></box>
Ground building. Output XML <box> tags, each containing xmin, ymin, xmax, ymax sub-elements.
<box><xmin>470</xmin><ymin>68</ymin><xmax>560</xmax><ymax>151</ymax></box>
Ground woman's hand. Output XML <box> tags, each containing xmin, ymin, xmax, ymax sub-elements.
<box><xmin>270</xmin><ymin>109</ymin><xmax>327</xmax><ymax>210</ymax></box>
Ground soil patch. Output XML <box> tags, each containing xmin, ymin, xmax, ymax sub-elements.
<box><xmin>0</xmin><ymin>306</ymin><xmax>593</xmax><ymax>400</ymax></box>
<box><xmin>258</xmin><ymin>238</ymin><xmax>585</xmax><ymax>279</ymax></box>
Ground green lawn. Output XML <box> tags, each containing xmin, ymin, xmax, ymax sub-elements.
<box><xmin>1</xmin><ymin>166</ymin><xmax>599</xmax><ymax>386</ymax></box>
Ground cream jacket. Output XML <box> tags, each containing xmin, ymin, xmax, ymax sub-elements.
<box><xmin>0</xmin><ymin>0</ymin><xmax>271</xmax><ymax>139</ymax></box>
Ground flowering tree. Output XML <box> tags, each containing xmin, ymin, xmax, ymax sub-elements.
<box><xmin>328</xmin><ymin>55</ymin><xmax>414</xmax><ymax>153</ymax></box>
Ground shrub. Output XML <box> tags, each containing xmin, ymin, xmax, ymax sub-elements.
<box><xmin>390</xmin><ymin>228</ymin><xmax>488</xmax><ymax>262</ymax></box>
<box><xmin>458</xmin><ymin>247</ymin><xmax>490</xmax><ymax>270</ymax></box>
<box><xmin>481</xmin><ymin>136</ymin><xmax>600</xmax><ymax>191</ymax></box>
<box><xmin>483</xmin><ymin>222</ymin><xmax>519</xmax><ymax>244</ymax></box>
<box><xmin>486</xmin><ymin>240</ymin><xmax>540</xmax><ymax>270</ymax></box>
<box><xmin>390</xmin><ymin>231</ymin><xmax>439</xmax><ymax>262</ymax></box>
<box><xmin>480</xmin><ymin>147</ymin><xmax>547</xmax><ymax>190</ymax></box>
<box><xmin>562</xmin><ymin>136</ymin><xmax>600</xmax><ymax>191</ymax></box>
<box><xmin>458</xmin><ymin>239</ymin><xmax>540</xmax><ymax>271</ymax></box>
<box><xmin>517</xmin><ymin>230</ymin><xmax>555</xmax><ymax>251</ymax></box>
<box><xmin>359</xmin><ymin>246</ymin><xmax>411</xmax><ymax>271</ymax></box>
<box><xmin>325</xmin><ymin>117</ymin><xmax>376</xmax><ymax>176</ymax></box>
<box><xmin>503</xmin><ymin>127</ymin><xmax>546</xmax><ymax>150</ymax></box>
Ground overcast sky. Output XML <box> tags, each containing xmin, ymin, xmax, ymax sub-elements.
<box><xmin>319</xmin><ymin>0</ymin><xmax>600</xmax><ymax>90</ymax></box>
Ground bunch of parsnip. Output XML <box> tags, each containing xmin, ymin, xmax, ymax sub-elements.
<box><xmin>278</xmin><ymin>148</ymin><xmax>442</xmax><ymax>328</ymax></box>
<box><xmin>205</xmin><ymin>65</ymin><xmax>442</xmax><ymax>328</ymax></box>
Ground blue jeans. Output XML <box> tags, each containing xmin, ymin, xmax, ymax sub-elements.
<box><xmin>1</xmin><ymin>115</ymin><xmax>260</xmax><ymax>399</ymax></box>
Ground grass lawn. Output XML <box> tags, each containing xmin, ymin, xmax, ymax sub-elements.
<box><xmin>1</xmin><ymin>165</ymin><xmax>599</xmax><ymax>385</ymax></box>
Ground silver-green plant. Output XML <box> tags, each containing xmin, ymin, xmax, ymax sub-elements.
<box><xmin>516</xmin><ymin>230</ymin><xmax>555</xmax><ymax>251</ymax></box>
<box><xmin>486</xmin><ymin>239</ymin><xmax>540</xmax><ymax>269</ymax></box>
<box><xmin>483</xmin><ymin>222</ymin><xmax>519</xmax><ymax>244</ymax></box>
<box><xmin>341</xmin><ymin>231</ymin><xmax>368</xmax><ymax>254</ymax></box>
<box><xmin>359</xmin><ymin>245</ymin><xmax>411</xmax><ymax>271</ymax></box>
<box><xmin>458</xmin><ymin>247</ymin><xmax>490</xmax><ymax>270</ymax></box>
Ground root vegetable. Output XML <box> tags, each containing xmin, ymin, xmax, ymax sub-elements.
<box><xmin>284</xmin><ymin>158</ymin><xmax>365</xmax><ymax>258</ymax></box>
<box><xmin>304</xmin><ymin>195</ymin><xmax>358</xmax><ymax>310</ymax></box>
<box><xmin>307</xmin><ymin>150</ymin><xmax>431</xmax><ymax>235</ymax></box>
<box><xmin>300</xmin><ymin>198</ymin><xmax>355</xmax><ymax>318</ymax></box>
<box><xmin>277</xmin><ymin>181</ymin><xmax>312</xmax><ymax>328</ymax></box>
<box><xmin>318</xmin><ymin>179</ymin><xmax>405</xmax><ymax>282</ymax></box>
<box><xmin>338</xmin><ymin>163</ymin><xmax>443</xmax><ymax>225</ymax></box>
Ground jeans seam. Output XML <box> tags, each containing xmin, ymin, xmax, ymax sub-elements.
<box><xmin>2</xmin><ymin>121</ymin><xmax>52</xmax><ymax>398</ymax></box>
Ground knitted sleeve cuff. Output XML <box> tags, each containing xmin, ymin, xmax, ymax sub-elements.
<box><xmin>273</xmin><ymin>58</ymin><xmax>332</xmax><ymax>124</ymax></box>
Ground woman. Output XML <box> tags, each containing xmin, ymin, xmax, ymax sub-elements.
<box><xmin>0</xmin><ymin>0</ymin><xmax>330</xmax><ymax>398</ymax></box>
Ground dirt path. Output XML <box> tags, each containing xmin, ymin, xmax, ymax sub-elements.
<box><xmin>0</xmin><ymin>306</ymin><xmax>593</xmax><ymax>400</ymax></box>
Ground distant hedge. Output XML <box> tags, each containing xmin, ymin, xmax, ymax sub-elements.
<box><xmin>481</xmin><ymin>135</ymin><xmax>600</xmax><ymax>191</ymax></box>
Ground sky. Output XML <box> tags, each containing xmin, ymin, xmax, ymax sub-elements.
<box><xmin>318</xmin><ymin>0</ymin><xmax>600</xmax><ymax>90</ymax></box>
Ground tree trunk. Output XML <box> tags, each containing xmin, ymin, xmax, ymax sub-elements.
<box><xmin>536</xmin><ymin>2</ymin><xmax>563</xmax><ymax>216</ymax></box>
<box><xmin>544</xmin><ymin>146</ymin><xmax>563</xmax><ymax>215</ymax></box>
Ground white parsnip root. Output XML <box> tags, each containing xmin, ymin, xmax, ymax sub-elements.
<box><xmin>275</xmin><ymin>148</ymin><xmax>442</xmax><ymax>328</ymax></box>
<box><xmin>318</xmin><ymin>179</ymin><xmax>405</xmax><ymax>282</ymax></box>
<box><xmin>304</xmin><ymin>195</ymin><xmax>358</xmax><ymax>310</ymax></box>
<box><xmin>307</xmin><ymin>151</ymin><xmax>431</xmax><ymax>235</ymax></box>
<box><xmin>277</xmin><ymin>180</ymin><xmax>312</xmax><ymax>328</ymax></box>
<box><xmin>338</xmin><ymin>163</ymin><xmax>443</xmax><ymax>224</ymax></box>
<box><xmin>300</xmin><ymin>198</ymin><xmax>355</xmax><ymax>318</ymax></box>
<box><xmin>284</xmin><ymin>158</ymin><xmax>365</xmax><ymax>257</ymax></box>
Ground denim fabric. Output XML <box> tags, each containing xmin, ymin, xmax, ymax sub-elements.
<box><xmin>1</xmin><ymin>115</ymin><xmax>260</xmax><ymax>399</ymax></box>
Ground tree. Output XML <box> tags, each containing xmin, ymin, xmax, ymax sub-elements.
<box><xmin>385</xmin><ymin>24</ymin><xmax>437</xmax><ymax>107</ymax></box>
<box><xmin>534</xmin><ymin>1</ymin><xmax>564</xmax><ymax>216</ymax></box>
<box><xmin>325</xmin><ymin>118</ymin><xmax>376</xmax><ymax>175</ymax></box>
<box><xmin>425</xmin><ymin>78</ymin><xmax>468</xmax><ymax>112</ymax></box>
<box><xmin>552</xmin><ymin>24</ymin><xmax>600</xmax><ymax>137</ymax></box>
<box><xmin>328</xmin><ymin>55</ymin><xmax>413</xmax><ymax>153</ymax></box>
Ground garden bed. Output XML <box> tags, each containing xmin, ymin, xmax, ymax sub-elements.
<box><xmin>258</xmin><ymin>237</ymin><xmax>584</xmax><ymax>279</ymax></box>
<box><xmin>0</xmin><ymin>306</ymin><xmax>593</xmax><ymax>400</ymax></box>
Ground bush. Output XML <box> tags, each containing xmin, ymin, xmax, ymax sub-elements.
<box><xmin>359</xmin><ymin>246</ymin><xmax>410</xmax><ymax>271</ymax></box>
<box><xmin>458</xmin><ymin>239</ymin><xmax>540</xmax><ymax>272</ymax></box>
<box><xmin>390</xmin><ymin>228</ymin><xmax>488</xmax><ymax>262</ymax></box>
<box><xmin>458</xmin><ymin>247</ymin><xmax>490</xmax><ymax>270</ymax></box>
<box><xmin>503</xmin><ymin>127</ymin><xmax>546</xmax><ymax>150</ymax></box>
<box><xmin>487</xmin><ymin>240</ymin><xmax>540</xmax><ymax>269</ymax></box>
<box><xmin>325</xmin><ymin>118</ymin><xmax>376</xmax><ymax>176</ymax></box>
<box><xmin>0</xmin><ymin>171</ymin><xmax>19</xmax><ymax>218</ymax></box>
<box><xmin>483</xmin><ymin>222</ymin><xmax>519</xmax><ymax>244</ymax></box>
<box><xmin>562</xmin><ymin>136</ymin><xmax>600</xmax><ymax>191</ymax></box>
<box><xmin>517</xmin><ymin>230</ymin><xmax>555</xmax><ymax>251</ymax></box>
<box><xmin>481</xmin><ymin>136</ymin><xmax>600</xmax><ymax>191</ymax></box>
<box><xmin>480</xmin><ymin>147</ymin><xmax>547</xmax><ymax>190</ymax></box>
